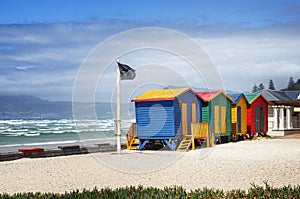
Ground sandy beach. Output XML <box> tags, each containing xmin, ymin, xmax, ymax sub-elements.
<box><xmin>0</xmin><ymin>137</ymin><xmax>299</xmax><ymax>194</ymax></box>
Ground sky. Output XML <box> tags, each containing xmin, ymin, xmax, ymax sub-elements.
<box><xmin>0</xmin><ymin>0</ymin><xmax>300</xmax><ymax>101</ymax></box>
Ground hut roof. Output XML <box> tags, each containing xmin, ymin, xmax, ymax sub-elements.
<box><xmin>196</xmin><ymin>91</ymin><xmax>234</xmax><ymax>102</ymax></box>
<box><xmin>132</xmin><ymin>88</ymin><xmax>190</xmax><ymax>102</ymax></box>
<box><xmin>227</xmin><ymin>93</ymin><xmax>245</xmax><ymax>104</ymax></box>
<box><xmin>260</xmin><ymin>90</ymin><xmax>300</xmax><ymax>101</ymax></box>
<box><xmin>244</xmin><ymin>93</ymin><xmax>270</xmax><ymax>104</ymax></box>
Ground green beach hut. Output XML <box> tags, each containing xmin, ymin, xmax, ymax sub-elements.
<box><xmin>196</xmin><ymin>91</ymin><xmax>233</xmax><ymax>142</ymax></box>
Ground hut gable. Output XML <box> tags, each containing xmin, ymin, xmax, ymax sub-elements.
<box><xmin>228</xmin><ymin>93</ymin><xmax>245</xmax><ymax>104</ymax></box>
<box><xmin>244</xmin><ymin>93</ymin><xmax>269</xmax><ymax>105</ymax></box>
<box><xmin>196</xmin><ymin>91</ymin><xmax>220</xmax><ymax>102</ymax></box>
<box><xmin>196</xmin><ymin>91</ymin><xmax>234</xmax><ymax>103</ymax></box>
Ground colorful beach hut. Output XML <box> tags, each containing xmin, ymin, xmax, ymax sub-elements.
<box><xmin>196</xmin><ymin>91</ymin><xmax>233</xmax><ymax>142</ymax></box>
<box><xmin>131</xmin><ymin>88</ymin><xmax>202</xmax><ymax>150</ymax></box>
<box><xmin>228</xmin><ymin>94</ymin><xmax>248</xmax><ymax>141</ymax></box>
<box><xmin>244</xmin><ymin>94</ymin><xmax>269</xmax><ymax>137</ymax></box>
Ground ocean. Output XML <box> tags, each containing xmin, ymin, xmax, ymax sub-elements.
<box><xmin>0</xmin><ymin>119</ymin><xmax>133</xmax><ymax>152</ymax></box>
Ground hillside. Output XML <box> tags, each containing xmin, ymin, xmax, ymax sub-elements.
<box><xmin>0</xmin><ymin>95</ymin><xmax>114</xmax><ymax>119</ymax></box>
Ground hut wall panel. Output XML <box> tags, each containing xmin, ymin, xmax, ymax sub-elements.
<box><xmin>135</xmin><ymin>100</ymin><xmax>175</xmax><ymax>138</ymax></box>
<box><xmin>247</xmin><ymin>106</ymin><xmax>253</xmax><ymax>134</ymax></box>
<box><xmin>201</xmin><ymin>103</ymin><xmax>209</xmax><ymax>123</ymax></box>
<box><xmin>232</xmin><ymin>106</ymin><xmax>237</xmax><ymax>123</ymax></box>
<box><xmin>240</xmin><ymin>96</ymin><xmax>247</xmax><ymax>133</ymax></box>
<box><xmin>174</xmin><ymin>91</ymin><xmax>202</xmax><ymax>136</ymax></box>
<box><xmin>214</xmin><ymin>105</ymin><xmax>220</xmax><ymax>134</ymax></box>
<box><xmin>208</xmin><ymin>101</ymin><xmax>216</xmax><ymax>134</ymax></box>
<box><xmin>221</xmin><ymin>105</ymin><xmax>227</xmax><ymax>134</ymax></box>
<box><xmin>225</xmin><ymin>98</ymin><xmax>232</xmax><ymax>134</ymax></box>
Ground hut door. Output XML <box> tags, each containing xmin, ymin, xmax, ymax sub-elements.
<box><xmin>255</xmin><ymin>106</ymin><xmax>260</xmax><ymax>132</ymax></box>
<box><xmin>214</xmin><ymin>106</ymin><xmax>220</xmax><ymax>134</ymax></box>
<box><xmin>181</xmin><ymin>103</ymin><xmax>188</xmax><ymax>136</ymax></box>
<box><xmin>260</xmin><ymin>107</ymin><xmax>264</xmax><ymax>131</ymax></box>
<box><xmin>237</xmin><ymin>106</ymin><xmax>241</xmax><ymax>133</ymax></box>
<box><xmin>221</xmin><ymin>106</ymin><xmax>226</xmax><ymax>134</ymax></box>
<box><xmin>192</xmin><ymin>101</ymin><xmax>197</xmax><ymax>123</ymax></box>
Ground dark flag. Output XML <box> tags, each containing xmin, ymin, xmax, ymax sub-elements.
<box><xmin>117</xmin><ymin>61</ymin><xmax>136</xmax><ymax>80</ymax></box>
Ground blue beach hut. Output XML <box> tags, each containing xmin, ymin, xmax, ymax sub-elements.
<box><xmin>131</xmin><ymin>88</ymin><xmax>202</xmax><ymax>150</ymax></box>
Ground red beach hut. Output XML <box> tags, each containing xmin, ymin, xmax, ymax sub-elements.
<box><xmin>244</xmin><ymin>94</ymin><xmax>270</xmax><ymax>137</ymax></box>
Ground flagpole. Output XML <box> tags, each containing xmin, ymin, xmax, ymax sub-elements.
<box><xmin>116</xmin><ymin>59</ymin><xmax>121</xmax><ymax>154</ymax></box>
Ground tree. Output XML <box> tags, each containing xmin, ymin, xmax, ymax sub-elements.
<box><xmin>252</xmin><ymin>84</ymin><xmax>259</xmax><ymax>93</ymax></box>
<box><xmin>287</xmin><ymin>77</ymin><xmax>295</xmax><ymax>90</ymax></box>
<box><xmin>295</xmin><ymin>79</ymin><xmax>300</xmax><ymax>90</ymax></box>
<box><xmin>258</xmin><ymin>83</ymin><xmax>265</xmax><ymax>91</ymax></box>
<box><xmin>268</xmin><ymin>79</ymin><xmax>275</xmax><ymax>90</ymax></box>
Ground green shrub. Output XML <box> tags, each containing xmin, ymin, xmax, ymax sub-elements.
<box><xmin>0</xmin><ymin>183</ymin><xmax>299</xmax><ymax>199</ymax></box>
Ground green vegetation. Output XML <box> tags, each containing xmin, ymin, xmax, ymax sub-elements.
<box><xmin>282</xmin><ymin>77</ymin><xmax>300</xmax><ymax>91</ymax></box>
<box><xmin>248</xmin><ymin>135</ymin><xmax>273</xmax><ymax>141</ymax></box>
<box><xmin>251</xmin><ymin>77</ymin><xmax>300</xmax><ymax>92</ymax></box>
<box><xmin>252</xmin><ymin>83</ymin><xmax>265</xmax><ymax>93</ymax></box>
<box><xmin>0</xmin><ymin>183</ymin><xmax>299</xmax><ymax>199</ymax></box>
<box><xmin>268</xmin><ymin>79</ymin><xmax>275</xmax><ymax>90</ymax></box>
<box><xmin>252</xmin><ymin>84</ymin><xmax>259</xmax><ymax>93</ymax></box>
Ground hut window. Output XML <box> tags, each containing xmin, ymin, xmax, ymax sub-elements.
<box><xmin>178</xmin><ymin>100</ymin><xmax>182</xmax><ymax>108</ymax></box>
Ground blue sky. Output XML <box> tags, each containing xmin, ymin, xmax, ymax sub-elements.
<box><xmin>0</xmin><ymin>0</ymin><xmax>300</xmax><ymax>101</ymax></box>
<box><xmin>2</xmin><ymin>0</ymin><xmax>299</xmax><ymax>28</ymax></box>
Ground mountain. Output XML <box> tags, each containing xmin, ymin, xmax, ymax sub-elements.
<box><xmin>0</xmin><ymin>95</ymin><xmax>115</xmax><ymax>119</ymax></box>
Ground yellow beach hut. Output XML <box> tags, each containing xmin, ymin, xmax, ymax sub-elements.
<box><xmin>228</xmin><ymin>94</ymin><xmax>248</xmax><ymax>141</ymax></box>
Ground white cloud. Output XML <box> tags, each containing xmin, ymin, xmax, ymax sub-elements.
<box><xmin>16</xmin><ymin>66</ymin><xmax>35</xmax><ymax>70</ymax></box>
<box><xmin>0</xmin><ymin>20</ymin><xmax>299</xmax><ymax>100</ymax></box>
<box><xmin>198</xmin><ymin>32</ymin><xmax>300</xmax><ymax>91</ymax></box>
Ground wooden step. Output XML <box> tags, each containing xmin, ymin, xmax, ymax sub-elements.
<box><xmin>176</xmin><ymin>135</ymin><xmax>193</xmax><ymax>152</ymax></box>
<box><xmin>127</xmin><ymin>136</ymin><xmax>139</xmax><ymax>150</ymax></box>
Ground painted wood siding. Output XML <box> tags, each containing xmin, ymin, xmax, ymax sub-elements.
<box><xmin>246</xmin><ymin>106</ymin><xmax>253</xmax><ymax>134</ymax></box>
<box><xmin>174</xmin><ymin>90</ymin><xmax>202</xmax><ymax>136</ymax></box>
<box><xmin>135</xmin><ymin>100</ymin><xmax>175</xmax><ymax>139</ymax></box>
<box><xmin>225</xmin><ymin>98</ymin><xmax>232</xmax><ymax>135</ymax></box>
<box><xmin>232</xmin><ymin>105</ymin><xmax>237</xmax><ymax>123</ymax></box>
<box><xmin>201</xmin><ymin>103</ymin><xmax>209</xmax><ymax>123</ymax></box>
